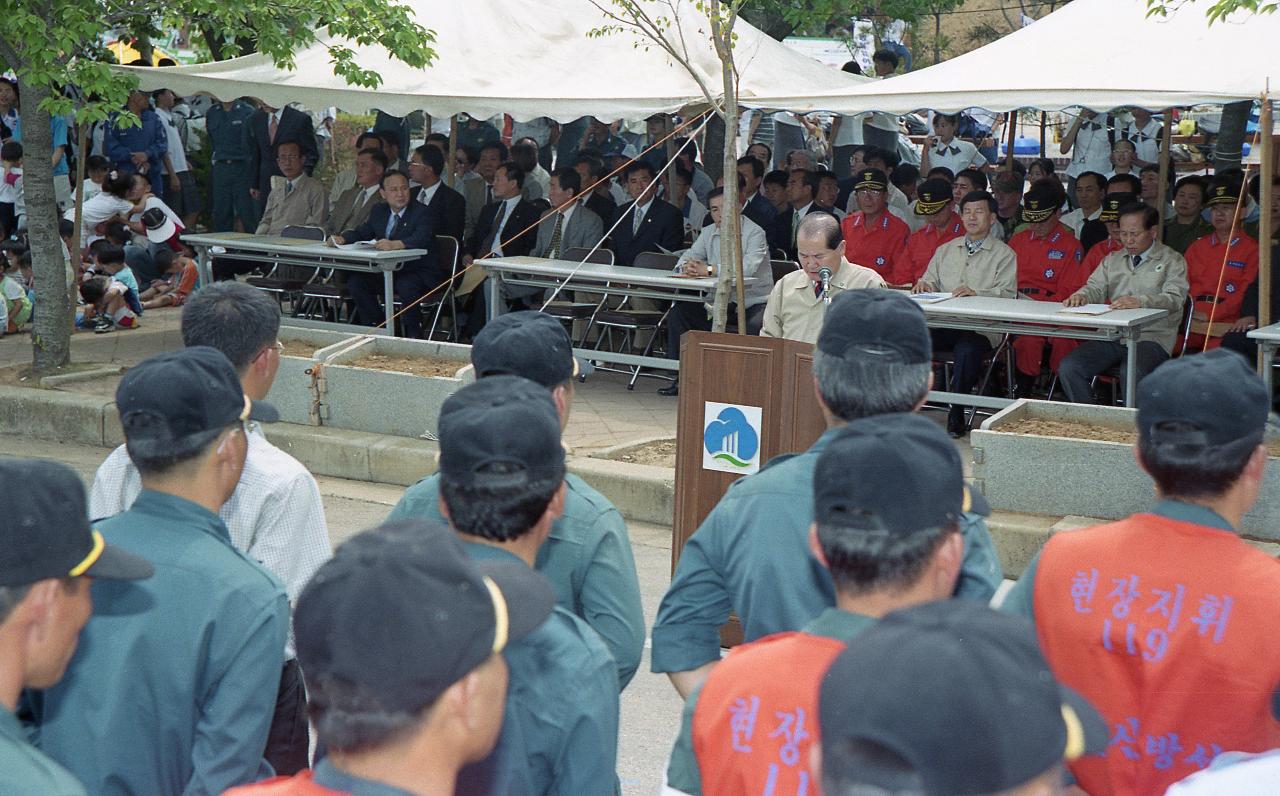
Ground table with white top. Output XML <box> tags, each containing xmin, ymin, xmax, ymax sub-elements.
<box><xmin>917</xmin><ymin>295</ymin><xmax>1171</xmax><ymax>408</ymax></box>
<box><xmin>182</xmin><ymin>232</ymin><xmax>430</xmax><ymax>331</ymax></box>
<box><xmin>1247</xmin><ymin>322</ymin><xmax>1280</xmax><ymax>394</ymax></box>
<box><xmin>484</xmin><ymin>255</ymin><xmax>748</xmax><ymax>373</ymax></box>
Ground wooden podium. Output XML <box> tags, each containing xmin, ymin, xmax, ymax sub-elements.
<box><xmin>672</xmin><ymin>332</ymin><xmax>827</xmax><ymax>646</ymax></box>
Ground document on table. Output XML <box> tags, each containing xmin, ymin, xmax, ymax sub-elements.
<box><xmin>335</xmin><ymin>241</ymin><xmax>378</xmax><ymax>251</ymax></box>
<box><xmin>1059</xmin><ymin>304</ymin><xmax>1113</xmax><ymax>316</ymax></box>
<box><xmin>909</xmin><ymin>292</ymin><xmax>952</xmax><ymax>304</ymax></box>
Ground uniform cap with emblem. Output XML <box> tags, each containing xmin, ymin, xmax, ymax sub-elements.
<box><xmin>813</xmin><ymin>413</ymin><xmax>988</xmax><ymax>534</ymax></box>
<box><xmin>817</xmin><ymin>289</ymin><xmax>932</xmax><ymax>366</ymax></box>
<box><xmin>913</xmin><ymin>178</ymin><xmax>953</xmax><ymax>216</ymax></box>
<box><xmin>1021</xmin><ymin>180</ymin><xmax>1064</xmax><ymax>224</ymax></box>
<box><xmin>294</xmin><ymin>518</ymin><xmax>555</xmax><ymax>719</ymax></box>
<box><xmin>853</xmin><ymin>168</ymin><xmax>888</xmax><ymax>192</ymax></box>
<box><xmin>1138</xmin><ymin>348</ymin><xmax>1270</xmax><ymax>448</ymax></box>
<box><xmin>470</xmin><ymin>310</ymin><xmax>592</xmax><ymax>388</ymax></box>
<box><xmin>1205</xmin><ymin>174</ymin><xmax>1246</xmax><ymax>207</ymax></box>
<box><xmin>1098</xmin><ymin>192</ymin><xmax>1137</xmax><ymax>223</ymax></box>
<box><xmin>0</xmin><ymin>458</ymin><xmax>153</xmax><ymax>587</ymax></box>
<box><xmin>438</xmin><ymin>375</ymin><xmax>565</xmax><ymax>488</ymax></box>
<box><xmin>820</xmin><ymin>600</ymin><xmax>1108</xmax><ymax>795</ymax></box>
<box><xmin>114</xmin><ymin>346</ymin><xmax>279</xmax><ymax>459</ymax></box>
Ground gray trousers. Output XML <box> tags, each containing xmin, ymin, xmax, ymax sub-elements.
<box><xmin>1058</xmin><ymin>340</ymin><xmax>1169</xmax><ymax>404</ymax></box>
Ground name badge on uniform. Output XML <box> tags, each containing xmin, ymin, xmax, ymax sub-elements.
<box><xmin>1228</xmin><ymin>260</ymin><xmax>1246</xmax><ymax>269</ymax></box>
<box><xmin>1048</xmin><ymin>250</ymin><xmax>1065</xmax><ymax>260</ymax></box>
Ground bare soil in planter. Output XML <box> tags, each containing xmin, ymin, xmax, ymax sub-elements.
<box><xmin>999</xmin><ymin>418</ymin><xmax>1280</xmax><ymax>458</ymax></box>
<box><xmin>607</xmin><ymin>439</ymin><xmax>677</xmax><ymax>469</ymax></box>
<box><xmin>345</xmin><ymin>353</ymin><xmax>463</xmax><ymax>378</ymax></box>
<box><xmin>279</xmin><ymin>339</ymin><xmax>318</xmax><ymax>359</ymax></box>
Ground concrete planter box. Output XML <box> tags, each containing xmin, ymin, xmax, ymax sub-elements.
<box><xmin>972</xmin><ymin>399</ymin><xmax>1280</xmax><ymax>541</ymax></box>
<box><xmin>310</xmin><ymin>336</ymin><xmax>474</xmax><ymax>437</ymax></box>
<box><xmin>268</xmin><ymin>326</ymin><xmax>385</xmax><ymax>426</ymax></box>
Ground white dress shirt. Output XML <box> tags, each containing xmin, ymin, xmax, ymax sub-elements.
<box><xmin>89</xmin><ymin>424</ymin><xmax>332</xmax><ymax>659</ymax></box>
<box><xmin>927</xmin><ymin>137</ymin><xmax>987</xmax><ymax>174</ymax></box>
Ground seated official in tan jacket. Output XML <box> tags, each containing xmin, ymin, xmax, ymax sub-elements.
<box><xmin>762</xmin><ymin>213</ymin><xmax>886</xmax><ymax>345</ymax></box>
<box><xmin>913</xmin><ymin>189</ymin><xmax>1017</xmax><ymax>437</ymax></box>
<box><xmin>1058</xmin><ymin>201</ymin><xmax>1188</xmax><ymax>404</ymax></box>
<box><xmin>254</xmin><ymin>141</ymin><xmax>328</xmax><ymax>281</ymax></box>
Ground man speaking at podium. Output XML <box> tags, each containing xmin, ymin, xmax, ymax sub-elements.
<box><xmin>760</xmin><ymin>213</ymin><xmax>886</xmax><ymax>345</ymax></box>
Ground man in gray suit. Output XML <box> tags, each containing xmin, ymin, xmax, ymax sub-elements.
<box><xmin>325</xmin><ymin>148</ymin><xmax>386</xmax><ymax>236</ymax></box>
<box><xmin>533</xmin><ymin>168</ymin><xmax>603</xmax><ymax>260</ymax></box>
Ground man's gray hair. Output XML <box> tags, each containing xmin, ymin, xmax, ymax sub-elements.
<box><xmin>798</xmin><ymin>213</ymin><xmax>843</xmax><ymax>250</ymax></box>
<box><xmin>181</xmin><ymin>281</ymin><xmax>282</xmax><ymax>372</ymax></box>
<box><xmin>811</xmin><ymin>348</ymin><xmax>931</xmax><ymax>421</ymax></box>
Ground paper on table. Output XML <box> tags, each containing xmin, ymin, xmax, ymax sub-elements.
<box><xmin>1059</xmin><ymin>304</ymin><xmax>1113</xmax><ymax>316</ymax></box>
<box><xmin>335</xmin><ymin>241</ymin><xmax>378</xmax><ymax>251</ymax></box>
<box><xmin>909</xmin><ymin>292</ymin><xmax>953</xmax><ymax>304</ymax></box>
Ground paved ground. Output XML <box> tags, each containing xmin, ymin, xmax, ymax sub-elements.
<box><xmin>2</xmin><ymin>432</ymin><xmax>685</xmax><ymax>794</ymax></box>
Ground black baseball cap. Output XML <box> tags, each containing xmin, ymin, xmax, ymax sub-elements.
<box><xmin>914</xmin><ymin>178</ymin><xmax>953</xmax><ymax>215</ymax></box>
<box><xmin>820</xmin><ymin>600</ymin><xmax>1108</xmax><ymax>795</ymax></box>
<box><xmin>1098</xmin><ymin>193</ymin><xmax>1135</xmax><ymax>222</ymax></box>
<box><xmin>1205</xmin><ymin>174</ymin><xmax>1245</xmax><ymax>207</ymax></box>
<box><xmin>814</xmin><ymin>413</ymin><xmax>987</xmax><ymax>533</ymax></box>
<box><xmin>816</xmin><ymin>289</ymin><xmax>932</xmax><ymax>366</ymax></box>
<box><xmin>471</xmin><ymin>310</ymin><xmax>592</xmax><ymax>388</ymax></box>
<box><xmin>295</xmin><ymin>519</ymin><xmax>555</xmax><ymax>718</ymax></box>
<box><xmin>0</xmin><ymin>459</ymin><xmax>153</xmax><ymax>587</ymax></box>
<box><xmin>437</xmin><ymin>375</ymin><xmax>565</xmax><ymax>488</ymax></box>
<box><xmin>853</xmin><ymin>168</ymin><xmax>888</xmax><ymax>192</ymax></box>
<box><xmin>1021</xmin><ymin>182</ymin><xmax>1061</xmax><ymax>223</ymax></box>
<box><xmin>115</xmin><ymin>347</ymin><xmax>278</xmax><ymax>458</ymax></box>
<box><xmin>1138</xmin><ymin>348</ymin><xmax>1270</xmax><ymax>447</ymax></box>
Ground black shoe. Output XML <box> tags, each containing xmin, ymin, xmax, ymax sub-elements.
<box><xmin>947</xmin><ymin>406</ymin><xmax>967</xmax><ymax>438</ymax></box>
<box><xmin>658</xmin><ymin>381</ymin><xmax>679</xmax><ymax>397</ymax></box>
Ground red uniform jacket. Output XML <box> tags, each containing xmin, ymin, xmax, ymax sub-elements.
<box><xmin>1184</xmin><ymin>232</ymin><xmax>1260</xmax><ymax>323</ymax></box>
<box><xmin>899</xmin><ymin>214</ymin><xmax>963</xmax><ymax>286</ymax></box>
<box><xmin>1009</xmin><ymin>223</ymin><xmax>1085</xmax><ymax>302</ymax></box>
<box><xmin>842</xmin><ymin>210</ymin><xmax>909</xmax><ymax>283</ymax></box>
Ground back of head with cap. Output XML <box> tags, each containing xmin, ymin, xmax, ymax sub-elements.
<box><xmin>437</xmin><ymin>375</ymin><xmax>566</xmax><ymax>543</ymax></box>
<box><xmin>1136</xmin><ymin>349</ymin><xmax>1271</xmax><ymax>502</ymax></box>
<box><xmin>812</xmin><ymin>414</ymin><xmax>980</xmax><ymax>598</ymax></box>
<box><xmin>812</xmin><ymin>291</ymin><xmax>933</xmax><ymax>423</ymax></box>
<box><xmin>470</xmin><ymin>310</ymin><xmax>581</xmax><ymax>390</ymax></box>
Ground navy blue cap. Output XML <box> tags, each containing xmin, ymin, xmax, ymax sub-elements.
<box><xmin>295</xmin><ymin>519</ymin><xmax>554</xmax><ymax>718</ymax></box>
<box><xmin>115</xmin><ymin>347</ymin><xmax>278</xmax><ymax>458</ymax></box>
<box><xmin>1138</xmin><ymin>348</ymin><xmax>1270</xmax><ymax>447</ymax></box>
<box><xmin>914</xmin><ymin>178</ymin><xmax>953</xmax><ymax>215</ymax></box>
<box><xmin>471</xmin><ymin>310</ymin><xmax>590</xmax><ymax>388</ymax></box>
<box><xmin>437</xmin><ymin>375</ymin><xmax>565</xmax><ymax>487</ymax></box>
<box><xmin>0</xmin><ymin>459</ymin><xmax>152</xmax><ymax>586</ymax></box>
<box><xmin>853</xmin><ymin>168</ymin><xmax>889</xmax><ymax>192</ymax></box>
<box><xmin>817</xmin><ymin>289</ymin><xmax>932</xmax><ymax>366</ymax></box>
<box><xmin>814</xmin><ymin>413</ymin><xmax>987</xmax><ymax>533</ymax></box>
<box><xmin>821</xmin><ymin>601</ymin><xmax>1108</xmax><ymax>795</ymax></box>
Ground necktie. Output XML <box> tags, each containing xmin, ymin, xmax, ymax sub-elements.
<box><xmin>633</xmin><ymin>205</ymin><xmax>645</xmax><ymax>235</ymax></box>
<box><xmin>485</xmin><ymin>184</ymin><xmax>493</xmax><ymax>205</ymax></box>
<box><xmin>1132</xmin><ymin>254</ymin><xmax>1142</xmax><ymax>268</ymax></box>
<box><xmin>547</xmin><ymin>212</ymin><xmax>565</xmax><ymax>259</ymax></box>
<box><xmin>490</xmin><ymin>203</ymin><xmax>509</xmax><ymax>254</ymax></box>
<box><xmin>386</xmin><ymin>211</ymin><xmax>399</xmax><ymax>239</ymax></box>
<box><xmin>791</xmin><ymin>210</ymin><xmax>800</xmax><ymax>248</ymax></box>
<box><xmin>937</xmin><ymin>145</ymin><xmax>961</xmax><ymax>156</ymax></box>
<box><xmin>285</xmin><ymin>180</ymin><xmax>293</xmax><ymax>196</ymax></box>
<box><xmin>813</xmin><ymin>282</ymin><xmax>823</xmax><ymax>299</ymax></box>
<box><xmin>268</xmin><ymin>114</ymin><xmax>278</xmax><ymax>143</ymax></box>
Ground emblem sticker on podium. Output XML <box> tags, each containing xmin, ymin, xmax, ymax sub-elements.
<box><xmin>702</xmin><ymin>402</ymin><xmax>763</xmax><ymax>475</ymax></box>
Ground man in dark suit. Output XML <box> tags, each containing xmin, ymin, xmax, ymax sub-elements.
<box><xmin>330</xmin><ymin>170</ymin><xmax>437</xmax><ymax>338</ymax></box>
<box><xmin>248</xmin><ymin>103</ymin><xmax>318</xmax><ymax>216</ymax></box>
<box><xmin>771</xmin><ymin>168</ymin><xmax>832</xmax><ymax>261</ymax></box>
<box><xmin>460</xmin><ymin>162</ymin><xmax>542</xmax><ymax>338</ymax></box>
<box><xmin>408</xmin><ymin>144</ymin><xmax>466</xmax><ymax>243</ymax></box>
<box><xmin>608</xmin><ymin>159</ymin><xmax>684</xmax><ymax>267</ymax></box>
<box><xmin>573</xmin><ymin>153</ymin><xmax>617</xmax><ymax>226</ymax></box>
<box><xmin>534</xmin><ymin>168</ymin><xmax>604</xmax><ymax>259</ymax></box>
<box><xmin>738</xmin><ymin>155</ymin><xmax>778</xmax><ymax>232</ymax></box>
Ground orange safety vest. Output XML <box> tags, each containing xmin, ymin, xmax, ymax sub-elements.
<box><xmin>692</xmin><ymin>631</ymin><xmax>846</xmax><ymax>796</ymax></box>
<box><xmin>223</xmin><ymin>772</ymin><xmax>346</xmax><ymax>795</ymax></box>
<box><xmin>1033</xmin><ymin>513</ymin><xmax>1280</xmax><ymax>796</ymax></box>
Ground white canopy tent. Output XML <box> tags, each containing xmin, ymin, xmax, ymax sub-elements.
<box><xmin>799</xmin><ymin>0</ymin><xmax>1277</xmax><ymax>114</ymax></box>
<box><xmin>120</xmin><ymin>0</ymin><xmax>865</xmax><ymax>121</ymax></box>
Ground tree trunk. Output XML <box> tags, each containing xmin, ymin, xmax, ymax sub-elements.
<box><xmin>709</xmin><ymin>0</ymin><xmax>743</xmax><ymax>333</ymax></box>
<box><xmin>1215</xmin><ymin>100</ymin><xmax>1252</xmax><ymax>172</ymax></box>
<box><xmin>739</xmin><ymin>8</ymin><xmax>795</xmax><ymax>41</ymax></box>
<box><xmin>21</xmin><ymin>82</ymin><xmax>73</xmax><ymax>372</ymax></box>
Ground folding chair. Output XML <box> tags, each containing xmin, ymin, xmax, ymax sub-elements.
<box><xmin>588</xmin><ymin>251</ymin><xmax>679</xmax><ymax>390</ymax></box>
<box><xmin>247</xmin><ymin>225</ymin><xmax>324</xmax><ymax>311</ymax></box>
<box><xmin>422</xmin><ymin>235</ymin><xmax>461</xmax><ymax>340</ymax></box>
<box><xmin>545</xmin><ymin>247</ymin><xmax>614</xmax><ymax>342</ymax></box>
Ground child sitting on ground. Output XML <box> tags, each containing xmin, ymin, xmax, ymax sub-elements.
<box><xmin>1</xmin><ymin>247</ymin><xmax>32</xmax><ymax>333</ymax></box>
<box><xmin>140</xmin><ymin>249</ymin><xmax>198</xmax><ymax>309</ymax></box>
<box><xmin>85</xmin><ymin>242</ymin><xmax>143</xmax><ymax>316</ymax></box>
<box><xmin>79</xmin><ymin>275</ymin><xmax>139</xmax><ymax>334</ymax></box>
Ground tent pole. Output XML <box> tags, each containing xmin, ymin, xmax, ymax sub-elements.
<box><xmin>1259</xmin><ymin>94</ymin><xmax>1273</xmax><ymax>372</ymax></box>
<box><xmin>1039</xmin><ymin>111</ymin><xmax>1046</xmax><ymax>158</ymax></box>
<box><xmin>447</xmin><ymin>114</ymin><xmax>459</xmax><ymax>191</ymax></box>
<box><xmin>1156</xmin><ymin>108</ymin><xmax>1173</xmax><ymax>241</ymax></box>
<box><xmin>1005</xmin><ymin>110</ymin><xmax>1017</xmax><ymax>171</ymax></box>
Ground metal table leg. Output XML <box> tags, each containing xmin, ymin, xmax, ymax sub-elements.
<box><xmin>487</xmin><ymin>272</ymin><xmax>503</xmax><ymax>322</ymax></box>
<box><xmin>1124</xmin><ymin>333</ymin><xmax>1138</xmax><ymax>407</ymax></box>
<box><xmin>1265</xmin><ymin>343</ymin><xmax>1277</xmax><ymax>396</ymax></box>
<box><xmin>194</xmin><ymin>245</ymin><xmax>212</xmax><ymax>288</ymax></box>
<box><xmin>383</xmin><ymin>270</ymin><xmax>396</xmax><ymax>334</ymax></box>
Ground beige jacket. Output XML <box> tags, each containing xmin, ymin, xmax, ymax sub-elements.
<box><xmin>1071</xmin><ymin>241</ymin><xmax>1188</xmax><ymax>351</ymax></box>
<box><xmin>761</xmin><ymin>257</ymin><xmax>887</xmax><ymax>345</ymax></box>
<box><xmin>256</xmin><ymin>174</ymin><xmax>329</xmax><ymax>236</ymax></box>
<box><xmin>921</xmin><ymin>235</ymin><xmax>1018</xmax><ymax>345</ymax></box>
